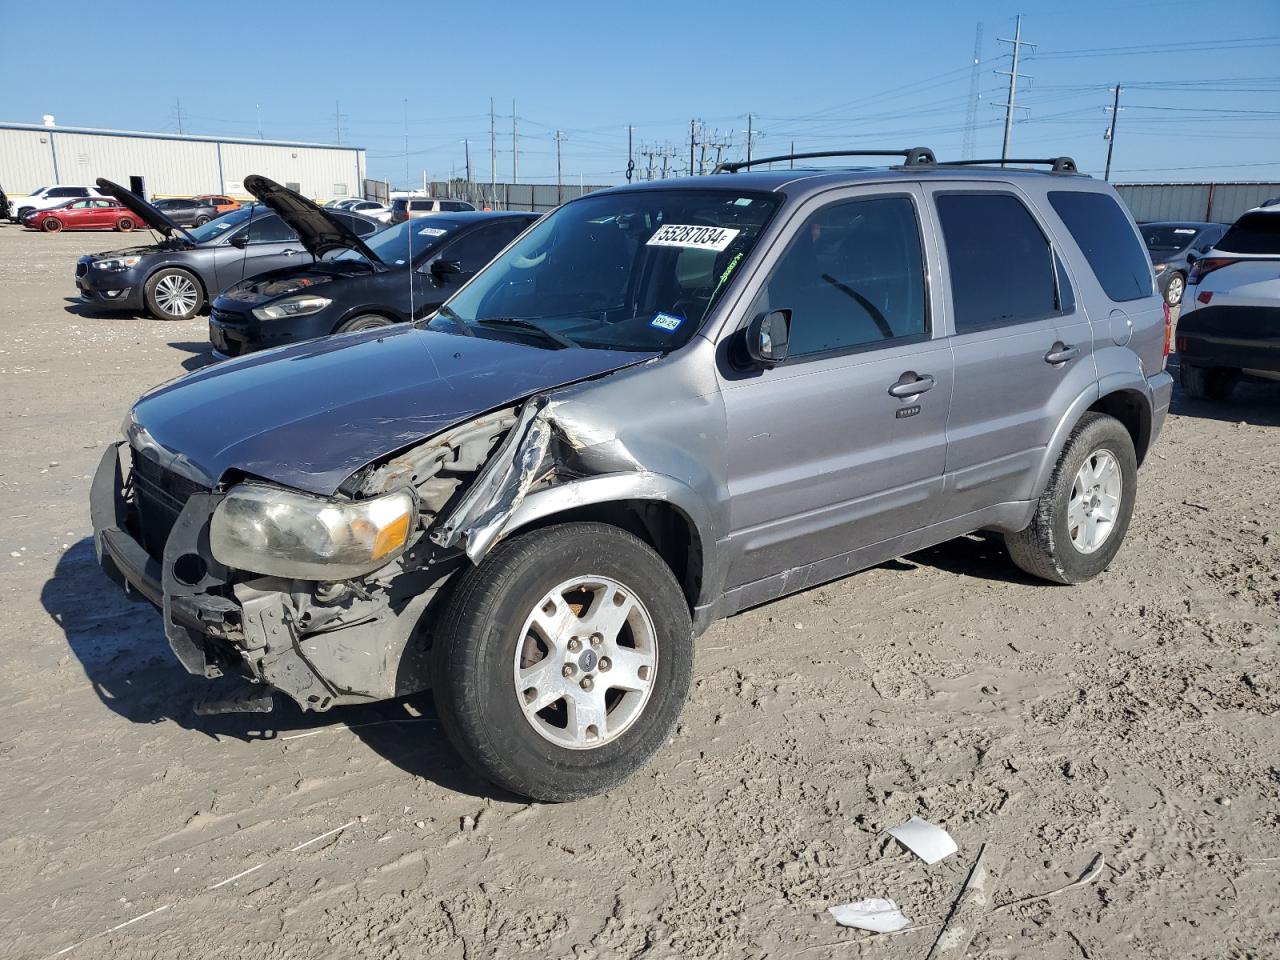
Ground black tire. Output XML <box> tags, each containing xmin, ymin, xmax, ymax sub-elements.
<box><xmin>117</xmin><ymin>217</ymin><xmax>135</xmax><ymax>232</ymax></box>
<box><xmin>1004</xmin><ymin>412</ymin><xmax>1138</xmax><ymax>585</ymax></box>
<box><xmin>1163</xmin><ymin>271</ymin><xmax>1186</xmax><ymax>307</ymax></box>
<box><xmin>1180</xmin><ymin>363</ymin><xmax>1238</xmax><ymax>402</ymax></box>
<box><xmin>431</xmin><ymin>522</ymin><xmax>693</xmax><ymax>801</ymax></box>
<box><xmin>144</xmin><ymin>268</ymin><xmax>203</xmax><ymax>321</ymax></box>
<box><xmin>335</xmin><ymin>313</ymin><xmax>395</xmax><ymax>334</ymax></box>
<box><xmin>41</xmin><ymin>217</ymin><xmax>62</xmax><ymax>233</ymax></box>
<box><xmin>195</xmin><ymin>216</ymin><xmax>211</xmax><ymax>226</ymax></box>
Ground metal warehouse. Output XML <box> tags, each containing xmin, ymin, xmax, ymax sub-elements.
<box><xmin>0</xmin><ymin>122</ymin><xmax>366</xmax><ymax>201</ymax></box>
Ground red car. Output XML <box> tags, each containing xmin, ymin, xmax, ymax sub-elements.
<box><xmin>25</xmin><ymin>198</ymin><xmax>141</xmax><ymax>233</ymax></box>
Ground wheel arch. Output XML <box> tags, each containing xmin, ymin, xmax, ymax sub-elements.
<box><xmin>331</xmin><ymin>306</ymin><xmax>406</xmax><ymax>334</ymax></box>
<box><xmin>1031</xmin><ymin>377</ymin><xmax>1154</xmax><ymax>499</ymax></box>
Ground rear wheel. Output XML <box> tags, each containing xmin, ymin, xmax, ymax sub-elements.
<box><xmin>41</xmin><ymin>217</ymin><xmax>62</xmax><ymax>233</ymax></box>
<box><xmin>1180</xmin><ymin>363</ymin><xmax>1238</xmax><ymax>401</ymax></box>
<box><xmin>116</xmin><ymin>217</ymin><xmax>135</xmax><ymax>232</ymax></box>
<box><xmin>195</xmin><ymin>216</ymin><xmax>211</xmax><ymax>226</ymax></box>
<box><xmin>1163</xmin><ymin>271</ymin><xmax>1185</xmax><ymax>307</ymax></box>
<box><xmin>335</xmin><ymin>314</ymin><xmax>395</xmax><ymax>334</ymax></box>
<box><xmin>1005</xmin><ymin>413</ymin><xmax>1137</xmax><ymax>585</ymax></box>
<box><xmin>144</xmin><ymin>268</ymin><xmax>203</xmax><ymax>321</ymax></box>
<box><xmin>431</xmin><ymin>522</ymin><xmax>694</xmax><ymax>801</ymax></box>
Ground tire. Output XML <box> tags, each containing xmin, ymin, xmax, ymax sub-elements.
<box><xmin>335</xmin><ymin>314</ymin><xmax>394</xmax><ymax>334</ymax></box>
<box><xmin>1004</xmin><ymin>412</ymin><xmax>1137</xmax><ymax>585</ymax></box>
<box><xmin>195</xmin><ymin>216</ymin><xmax>211</xmax><ymax>226</ymax></box>
<box><xmin>116</xmin><ymin>217</ymin><xmax>135</xmax><ymax>232</ymax></box>
<box><xmin>1163</xmin><ymin>271</ymin><xmax>1185</xmax><ymax>307</ymax></box>
<box><xmin>1180</xmin><ymin>363</ymin><xmax>1238</xmax><ymax>402</ymax></box>
<box><xmin>431</xmin><ymin>522</ymin><xmax>693</xmax><ymax>801</ymax></box>
<box><xmin>41</xmin><ymin>217</ymin><xmax>62</xmax><ymax>233</ymax></box>
<box><xmin>144</xmin><ymin>268</ymin><xmax>203</xmax><ymax>321</ymax></box>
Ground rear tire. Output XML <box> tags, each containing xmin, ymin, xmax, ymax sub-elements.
<box><xmin>1180</xmin><ymin>363</ymin><xmax>1238</xmax><ymax>401</ymax></box>
<box><xmin>1163</xmin><ymin>271</ymin><xmax>1185</xmax><ymax>307</ymax></box>
<box><xmin>116</xmin><ymin>217</ymin><xmax>135</xmax><ymax>232</ymax></box>
<box><xmin>1004</xmin><ymin>412</ymin><xmax>1137</xmax><ymax>585</ymax></box>
<box><xmin>144</xmin><ymin>268</ymin><xmax>203</xmax><ymax>321</ymax></box>
<box><xmin>195</xmin><ymin>216</ymin><xmax>211</xmax><ymax>226</ymax></box>
<box><xmin>41</xmin><ymin>217</ymin><xmax>62</xmax><ymax>233</ymax></box>
<box><xmin>431</xmin><ymin>522</ymin><xmax>693</xmax><ymax>801</ymax></box>
<box><xmin>335</xmin><ymin>314</ymin><xmax>395</xmax><ymax>334</ymax></box>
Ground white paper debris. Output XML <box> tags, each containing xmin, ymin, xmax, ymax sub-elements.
<box><xmin>828</xmin><ymin>897</ymin><xmax>912</xmax><ymax>932</ymax></box>
<box><xmin>887</xmin><ymin>816</ymin><xmax>957</xmax><ymax>864</ymax></box>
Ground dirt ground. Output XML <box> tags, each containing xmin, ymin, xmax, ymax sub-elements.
<box><xmin>0</xmin><ymin>223</ymin><xmax>1277</xmax><ymax>960</ymax></box>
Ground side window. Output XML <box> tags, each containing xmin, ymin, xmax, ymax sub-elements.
<box><xmin>749</xmin><ymin>195</ymin><xmax>928</xmax><ymax>358</ymax></box>
<box><xmin>69</xmin><ymin>200</ymin><xmax>91</xmax><ymax>209</ymax></box>
<box><xmin>936</xmin><ymin>192</ymin><xmax>1059</xmax><ymax>334</ymax></box>
<box><xmin>72</xmin><ymin>188</ymin><xmax>90</xmax><ymax>198</ymax></box>
<box><xmin>245</xmin><ymin>214</ymin><xmax>297</xmax><ymax>243</ymax></box>
<box><xmin>441</xmin><ymin>224</ymin><xmax>518</xmax><ymax>272</ymax></box>
<box><xmin>1047</xmin><ymin>190</ymin><xmax>1153</xmax><ymax>302</ymax></box>
<box><xmin>336</xmin><ymin>212</ymin><xmax>378</xmax><ymax>237</ymax></box>
<box><xmin>49</xmin><ymin>188</ymin><xmax>74</xmax><ymax>198</ymax></box>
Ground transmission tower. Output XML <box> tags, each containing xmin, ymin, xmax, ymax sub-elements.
<box><xmin>962</xmin><ymin>23</ymin><xmax>984</xmax><ymax>159</ymax></box>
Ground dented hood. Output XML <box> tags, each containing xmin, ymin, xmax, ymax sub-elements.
<box><xmin>244</xmin><ymin>174</ymin><xmax>384</xmax><ymax>264</ymax></box>
<box><xmin>129</xmin><ymin>324</ymin><xmax>657</xmax><ymax>496</ymax></box>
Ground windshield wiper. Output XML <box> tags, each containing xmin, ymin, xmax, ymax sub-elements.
<box><xmin>474</xmin><ymin>317</ymin><xmax>577</xmax><ymax>349</ymax></box>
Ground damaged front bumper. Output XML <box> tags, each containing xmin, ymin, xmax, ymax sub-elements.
<box><xmin>90</xmin><ymin>442</ymin><xmax>441</xmax><ymax>711</ymax></box>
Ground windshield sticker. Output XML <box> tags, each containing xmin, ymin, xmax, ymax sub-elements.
<box><xmin>1173</xmin><ymin>228</ymin><xmax>1197</xmax><ymax>234</ymax></box>
<box><xmin>650</xmin><ymin>312</ymin><xmax>685</xmax><ymax>332</ymax></box>
<box><xmin>646</xmin><ymin>224</ymin><xmax>741</xmax><ymax>251</ymax></box>
<box><xmin>733</xmin><ymin>198</ymin><xmax>753</xmax><ymax>206</ymax></box>
<box><xmin>419</xmin><ymin>226</ymin><xmax>448</xmax><ymax>237</ymax></box>
<box><xmin>211</xmin><ymin>221</ymin><xmax>233</xmax><ymax>232</ymax></box>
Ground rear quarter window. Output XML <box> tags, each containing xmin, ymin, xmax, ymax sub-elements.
<box><xmin>1217</xmin><ymin>213</ymin><xmax>1280</xmax><ymax>255</ymax></box>
<box><xmin>1048</xmin><ymin>191</ymin><xmax>1153</xmax><ymax>302</ymax></box>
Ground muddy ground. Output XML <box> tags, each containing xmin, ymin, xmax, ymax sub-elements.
<box><xmin>0</xmin><ymin>224</ymin><xmax>1276</xmax><ymax>960</ymax></box>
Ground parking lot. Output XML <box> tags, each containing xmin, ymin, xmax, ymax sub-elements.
<box><xmin>0</xmin><ymin>221</ymin><xmax>1277</xmax><ymax>958</ymax></box>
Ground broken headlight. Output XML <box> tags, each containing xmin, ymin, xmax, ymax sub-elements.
<box><xmin>210</xmin><ymin>483</ymin><xmax>416</xmax><ymax>580</ymax></box>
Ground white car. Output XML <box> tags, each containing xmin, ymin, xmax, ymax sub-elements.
<box><xmin>324</xmin><ymin>198</ymin><xmax>392</xmax><ymax>222</ymax></box>
<box><xmin>10</xmin><ymin>184</ymin><xmax>106</xmax><ymax>222</ymax></box>
<box><xmin>1176</xmin><ymin>203</ymin><xmax>1280</xmax><ymax>400</ymax></box>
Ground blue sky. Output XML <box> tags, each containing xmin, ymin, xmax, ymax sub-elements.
<box><xmin>2</xmin><ymin>0</ymin><xmax>1278</xmax><ymax>187</ymax></box>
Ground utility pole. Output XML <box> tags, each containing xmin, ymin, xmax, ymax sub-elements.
<box><xmin>790</xmin><ymin>140</ymin><xmax>795</xmax><ymax>169</ymax></box>
<box><xmin>626</xmin><ymin>124</ymin><xmax>634</xmax><ymax>182</ymax></box>
<box><xmin>334</xmin><ymin>100</ymin><xmax>342</xmax><ymax>145</ymax></box>
<box><xmin>489</xmin><ymin>97</ymin><xmax>496</xmax><ymax>193</ymax></box>
<box><xmin>403</xmin><ymin>98</ymin><xmax>409</xmax><ymax>190</ymax></box>
<box><xmin>1104</xmin><ymin>83</ymin><xmax>1123</xmax><ymax>181</ymax></box>
<box><xmin>256</xmin><ymin>103</ymin><xmax>263</xmax><ymax>139</ymax></box>
<box><xmin>962</xmin><ymin>22</ymin><xmax>984</xmax><ymax>159</ymax></box>
<box><xmin>554</xmin><ymin>130</ymin><xmax>566</xmax><ymax>205</ymax></box>
<box><xmin>661</xmin><ymin>143</ymin><xmax>671</xmax><ymax>179</ymax></box>
<box><xmin>746</xmin><ymin>114</ymin><xmax>753</xmax><ymax>164</ymax></box>
<box><xmin>174</xmin><ymin>97</ymin><xmax>184</xmax><ymax>135</ymax></box>
<box><xmin>512</xmin><ymin>100</ymin><xmax>518</xmax><ymax>184</ymax></box>
<box><xmin>463</xmin><ymin>139</ymin><xmax>471</xmax><ymax>186</ymax></box>
<box><xmin>996</xmin><ymin>14</ymin><xmax>1035</xmax><ymax>165</ymax></box>
<box><xmin>689</xmin><ymin>119</ymin><xmax>699</xmax><ymax>176</ymax></box>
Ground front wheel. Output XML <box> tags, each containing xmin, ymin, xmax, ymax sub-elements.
<box><xmin>1004</xmin><ymin>412</ymin><xmax>1137</xmax><ymax>585</ymax></box>
<box><xmin>116</xmin><ymin>217</ymin><xmax>135</xmax><ymax>232</ymax></box>
<box><xmin>41</xmin><ymin>217</ymin><xmax>62</xmax><ymax>233</ymax></box>
<box><xmin>195</xmin><ymin>216</ymin><xmax>211</xmax><ymax>226</ymax></box>
<box><xmin>335</xmin><ymin>313</ymin><xmax>394</xmax><ymax>334</ymax></box>
<box><xmin>144</xmin><ymin>268</ymin><xmax>203</xmax><ymax>320</ymax></box>
<box><xmin>431</xmin><ymin>522</ymin><xmax>693</xmax><ymax>801</ymax></box>
<box><xmin>1163</xmin><ymin>271</ymin><xmax>1185</xmax><ymax>307</ymax></box>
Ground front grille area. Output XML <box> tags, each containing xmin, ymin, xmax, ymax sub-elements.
<box><xmin>75</xmin><ymin>262</ymin><xmax>88</xmax><ymax>278</ymax></box>
<box><xmin>128</xmin><ymin>447</ymin><xmax>207</xmax><ymax>559</ymax></box>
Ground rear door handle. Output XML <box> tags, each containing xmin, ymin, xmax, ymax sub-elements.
<box><xmin>888</xmin><ymin>372</ymin><xmax>936</xmax><ymax>398</ymax></box>
<box><xmin>282</xmin><ymin>248</ymin><xmax>300</xmax><ymax>256</ymax></box>
<box><xmin>1044</xmin><ymin>342</ymin><xmax>1079</xmax><ymax>365</ymax></box>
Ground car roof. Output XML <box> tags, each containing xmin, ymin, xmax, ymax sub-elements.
<box><xmin>426</xmin><ymin>211</ymin><xmax>538</xmax><ymax>226</ymax></box>
<box><xmin>1141</xmin><ymin>220</ymin><xmax>1221</xmax><ymax>229</ymax></box>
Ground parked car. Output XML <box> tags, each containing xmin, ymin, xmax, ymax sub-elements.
<box><xmin>151</xmin><ymin>198</ymin><xmax>220</xmax><ymax>227</ymax></box>
<box><xmin>0</xmin><ymin>185</ymin><xmax>10</xmax><ymax>222</ymax></box>
<box><xmin>24</xmin><ymin>197</ymin><xmax>141</xmax><ymax>233</ymax></box>
<box><xmin>210</xmin><ymin>179</ymin><xmax>536</xmax><ymax>356</ymax></box>
<box><xmin>91</xmin><ymin>150</ymin><xmax>1172</xmax><ymax>801</ymax></box>
<box><xmin>9</xmin><ymin>184</ymin><xmax>106</xmax><ymax>222</ymax></box>
<box><xmin>195</xmin><ymin>194</ymin><xmax>241</xmax><ymax>214</ymax></box>
<box><xmin>1138</xmin><ymin>221</ymin><xmax>1228</xmax><ymax>307</ymax></box>
<box><xmin>77</xmin><ymin>178</ymin><xmax>381</xmax><ymax>320</ymax></box>
<box><xmin>389</xmin><ymin>196</ymin><xmax>476</xmax><ymax>223</ymax></box>
<box><xmin>1176</xmin><ymin>204</ymin><xmax>1280</xmax><ymax>400</ymax></box>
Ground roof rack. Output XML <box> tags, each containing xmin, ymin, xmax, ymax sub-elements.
<box><xmin>937</xmin><ymin>156</ymin><xmax>1079</xmax><ymax>174</ymax></box>
<box><xmin>714</xmin><ymin>147</ymin><xmax>936</xmax><ymax>174</ymax></box>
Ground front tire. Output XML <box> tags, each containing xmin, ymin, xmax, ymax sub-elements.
<box><xmin>1004</xmin><ymin>412</ymin><xmax>1137</xmax><ymax>585</ymax></box>
<box><xmin>1180</xmin><ymin>363</ymin><xmax>1238</xmax><ymax>401</ymax></box>
<box><xmin>116</xmin><ymin>217</ymin><xmax>135</xmax><ymax>232</ymax></box>
<box><xmin>335</xmin><ymin>313</ymin><xmax>394</xmax><ymax>334</ymax></box>
<box><xmin>41</xmin><ymin>217</ymin><xmax>62</xmax><ymax>233</ymax></box>
<box><xmin>1163</xmin><ymin>271</ymin><xmax>1185</xmax><ymax>307</ymax></box>
<box><xmin>144</xmin><ymin>268</ymin><xmax>203</xmax><ymax>320</ymax></box>
<box><xmin>431</xmin><ymin>522</ymin><xmax>693</xmax><ymax>801</ymax></box>
<box><xmin>195</xmin><ymin>216</ymin><xmax>211</xmax><ymax>226</ymax></box>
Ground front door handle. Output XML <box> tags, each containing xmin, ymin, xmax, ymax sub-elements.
<box><xmin>888</xmin><ymin>372</ymin><xmax>936</xmax><ymax>398</ymax></box>
<box><xmin>281</xmin><ymin>248</ymin><xmax>300</xmax><ymax>256</ymax></box>
<box><xmin>1044</xmin><ymin>342</ymin><xmax>1079</xmax><ymax>365</ymax></box>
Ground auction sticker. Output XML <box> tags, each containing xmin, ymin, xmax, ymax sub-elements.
<box><xmin>419</xmin><ymin>226</ymin><xmax>448</xmax><ymax>236</ymax></box>
<box><xmin>647</xmin><ymin>224</ymin><xmax>740</xmax><ymax>251</ymax></box>
<box><xmin>650</xmin><ymin>312</ymin><xmax>685</xmax><ymax>332</ymax></box>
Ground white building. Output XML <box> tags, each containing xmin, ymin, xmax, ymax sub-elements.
<box><xmin>0</xmin><ymin>122</ymin><xmax>366</xmax><ymax>201</ymax></box>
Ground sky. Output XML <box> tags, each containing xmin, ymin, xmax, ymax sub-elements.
<box><xmin>2</xmin><ymin>0</ymin><xmax>1278</xmax><ymax>188</ymax></box>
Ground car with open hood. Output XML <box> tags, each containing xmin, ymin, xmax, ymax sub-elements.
<box><xmin>91</xmin><ymin>149</ymin><xmax>1173</xmax><ymax>802</ymax></box>
<box><xmin>209</xmin><ymin>196</ymin><xmax>537</xmax><ymax>357</ymax></box>
<box><xmin>76</xmin><ymin>177</ymin><xmax>381</xmax><ymax>320</ymax></box>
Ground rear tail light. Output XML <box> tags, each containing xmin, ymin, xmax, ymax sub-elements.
<box><xmin>1176</xmin><ymin>335</ymin><xmax>1188</xmax><ymax>353</ymax></box>
<box><xmin>1186</xmin><ymin>257</ymin><xmax>1239</xmax><ymax>285</ymax></box>
<box><xmin>1162</xmin><ymin>301</ymin><xmax>1172</xmax><ymax>363</ymax></box>
<box><xmin>1197</xmin><ymin>291</ymin><xmax>1213</xmax><ymax>306</ymax></box>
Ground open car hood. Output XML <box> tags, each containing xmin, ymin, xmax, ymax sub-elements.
<box><xmin>95</xmin><ymin>178</ymin><xmax>194</xmax><ymax>242</ymax></box>
<box><xmin>244</xmin><ymin>174</ymin><xmax>384</xmax><ymax>266</ymax></box>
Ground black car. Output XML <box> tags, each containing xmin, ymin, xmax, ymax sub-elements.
<box><xmin>77</xmin><ymin>178</ymin><xmax>381</xmax><ymax>320</ymax></box>
<box><xmin>1139</xmin><ymin>220</ymin><xmax>1228</xmax><ymax>307</ymax></box>
<box><xmin>209</xmin><ymin>179</ymin><xmax>537</xmax><ymax>357</ymax></box>
<box><xmin>152</xmin><ymin>197</ymin><xmax>221</xmax><ymax>227</ymax></box>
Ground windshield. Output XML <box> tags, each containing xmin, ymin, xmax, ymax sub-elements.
<box><xmin>1142</xmin><ymin>225</ymin><xmax>1200</xmax><ymax>253</ymax></box>
<box><xmin>187</xmin><ymin>204</ymin><xmax>256</xmax><ymax>242</ymax></box>
<box><xmin>330</xmin><ymin>218</ymin><xmax>456</xmax><ymax>266</ymax></box>
<box><xmin>1217</xmin><ymin>212</ymin><xmax>1280</xmax><ymax>255</ymax></box>
<box><xmin>436</xmin><ymin>189</ymin><xmax>780</xmax><ymax>351</ymax></box>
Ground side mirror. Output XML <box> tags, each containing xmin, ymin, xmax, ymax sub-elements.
<box><xmin>431</xmin><ymin>259</ymin><xmax>462</xmax><ymax>280</ymax></box>
<box><xmin>1185</xmin><ymin>250</ymin><xmax>1198</xmax><ymax>264</ymax></box>
<box><xmin>745</xmin><ymin>310</ymin><xmax>791</xmax><ymax>367</ymax></box>
<box><xmin>229</xmin><ymin>234</ymin><xmax>249</xmax><ymax>249</ymax></box>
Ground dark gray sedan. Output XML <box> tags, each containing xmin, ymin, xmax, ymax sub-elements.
<box><xmin>1140</xmin><ymin>221</ymin><xmax>1228</xmax><ymax>307</ymax></box>
<box><xmin>151</xmin><ymin>197</ymin><xmax>221</xmax><ymax>227</ymax></box>
<box><xmin>77</xmin><ymin>179</ymin><xmax>381</xmax><ymax>320</ymax></box>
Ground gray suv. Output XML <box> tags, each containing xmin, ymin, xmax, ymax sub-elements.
<box><xmin>91</xmin><ymin>149</ymin><xmax>1172</xmax><ymax>801</ymax></box>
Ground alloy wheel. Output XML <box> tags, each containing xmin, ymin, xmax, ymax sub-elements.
<box><xmin>155</xmin><ymin>274</ymin><xmax>199</xmax><ymax>316</ymax></box>
<box><xmin>1068</xmin><ymin>449</ymin><xmax>1123</xmax><ymax>554</ymax></box>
